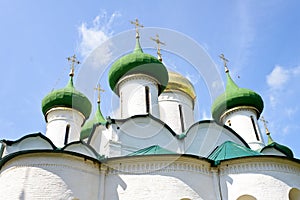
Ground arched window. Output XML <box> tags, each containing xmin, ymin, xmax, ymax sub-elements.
<box><xmin>145</xmin><ymin>86</ymin><xmax>150</xmax><ymax>113</ymax></box>
<box><xmin>179</xmin><ymin>104</ymin><xmax>185</xmax><ymax>132</ymax></box>
<box><xmin>64</xmin><ymin>124</ymin><xmax>70</xmax><ymax>145</ymax></box>
<box><xmin>250</xmin><ymin>115</ymin><xmax>260</xmax><ymax>141</ymax></box>
<box><xmin>289</xmin><ymin>188</ymin><xmax>300</xmax><ymax>200</ymax></box>
<box><xmin>237</xmin><ymin>194</ymin><xmax>257</xmax><ymax>200</ymax></box>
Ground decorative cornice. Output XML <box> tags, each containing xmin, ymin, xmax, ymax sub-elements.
<box><xmin>220</xmin><ymin>106</ymin><xmax>259</xmax><ymax>122</ymax></box>
<box><xmin>116</xmin><ymin>73</ymin><xmax>159</xmax><ymax>96</ymax></box>
<box><xmin>159</xmin><ymin>90</ymin><xmax>194</xmax><ymax>108</ymax></box>
<box><xmin>220</xmin><ymin>158</ymin><xmax>300</xmax><ymax>175</ymax></box>
<box><xmin>106</xmin><ymin>157</ymin><xmax>211</xmax><ymax>175</ymax></box>
<box><xmin>45</xmin><ymin>107</ymin><xmax>86</xmax><ymax>124</ymax></box>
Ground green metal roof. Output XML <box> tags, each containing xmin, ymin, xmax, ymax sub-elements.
<box><xmin>208</xmin><ymin>141</ymin><xmax>261</xmax><ymax>165</ymax></box>
<box><xmin>260</xmin><ymin>134</ymin><xmax>294</xmax><ymax>158</ymax></box>
<box><xmin>42</xmin><ymin>77</ymin><xmax>92</xmax><ymax>119</ymax></box>
<box><xmin>127</xmin><ymin>145</ymin><xmax>176</xmax><ymax>156</ymax></box>
<box><xmin>80</xmin><ymin>103</ymin><xmax>106</xmax><ymax>140</ymax></box>
<box><xmin>211</xmin><ymin>72</ymin><xmax>264</xmax><ymax>122</ymax></box>
<box><xmin>108</xmin><ymin>38</ymin><xmax>169</xmax><ymax>95</ymax></box>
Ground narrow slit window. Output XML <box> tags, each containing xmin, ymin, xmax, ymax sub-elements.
<box><xmin>250</xmin><ymin>116</ymin><xmax>260</xmax><ymax>141</ymax></box>
<box><xmin>120</xmin><ymin>92</ymin><xmax>123</xmax><ymax>117</ymax></box>
<box><xmin>179</xmin><ymin>104</ymin><xmax>185</xmax><ymax>132</ymax></box>
<box><xmin>145</xmin><ymin>86</ymin><xmax>150</xmax><ymax>113</ymax></box>
<box><xmin>64</xmin><ymin>124</ymin><xmax>70</xmax><ymax>145</ymax></box>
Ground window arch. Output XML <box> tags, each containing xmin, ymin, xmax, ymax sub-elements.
<box><xmin>237</xmin><ymin>194</ymin><xmax>257</xmax><ymax>200</ymax></box>
<box><xmin>250</xmin><ymin>115</ymin><xmax>260</xmax><ymax>141</ymax></box>
<box><xmin>145</xmin><ymin>86</ymin><xmax>150</xmax><ymax>113</ymax></box>
<box><xmin>289</xmin><ymin>188</ymin><xmax>300</xmax><ymax>200</ymax></box>
<box><xmin>178</xmin><ymin>104</ymin><xmax>185</xmax><ymax>132</ymax></box>
<box><xmin>64</xmin><ymin>124</ymin><xmax>70</xmax><ymax>145</ymax></box>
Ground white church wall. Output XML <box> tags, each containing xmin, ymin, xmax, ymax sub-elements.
<box><xmin>88</xmin><ymin>125</ymin><xmax>111</xmax><ymax>156</ymax></box>
<box><xmin>113</xmin><ymin>116</ymin><xmax>179</xmax><ymax>156</ymax></box>
<box><xmin>260</xmin><ymin>148</ymin><xmax>287</xmax><ymax>157</ymax></box>
<box><xmin>2</xmin><ymin>135</ymin><xmax>54</xmax><ymax>157</ymax></box>
<box><xmin>62</xmin><ymin>143</ymin><xmax>98</xmax><ymax>159</ymax></box>
<box><xmin>104</xmin><ymin>156</ymin><xmax>216</xmax><ymax>200</ymax></box>
<box><xmin>185</xmin><ymin>121</ymin><xmax>247</xmax><ymax>157</ymax></box>
<box><xmin>221</xmin><ymin>108</ymin><xmax>264</xmax><ymax>150</ymax></box>
<box><xmin>45</xmin><ymin>107</ymin><xmax>85</xmax><ymax>148</ymax></box>
<box><xmin>159</xmin><ymin>91</ymin><xmax>194</xmax><ymax>134</ymax></box>
<box><xmin>117</xmin><ymin>74</ymin><xmax>160</xmax><ymax>119</ymax></box>
<box><xmin>0</xmin><ymin>153</ymin><xmax>100</xmax><ymax>200</ymax></box>
<box><xmin>219</xmin><ymin>157</ymin><xmax>300</xmax><ymax>200</ymax></box>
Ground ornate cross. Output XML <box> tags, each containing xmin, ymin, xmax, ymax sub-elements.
<box><xmin>67</xmin><ymin>54</ymin><xmax>80</xmax><ymax>77</ymax></box>
<box><xmin>219</xmin><ymin>53</ymin><xmax>229</xmax><ymax>73</ymax></box>
<box><xmin>130</xmin><ymin>18</ymin><xmax>144</xmax><ymax>38</ymax></box>
<box><xmin>260</xmin><ymin>116</ymin><xmax>270</xmax><ymax>135</ymax></box>
<box><xmin>150</xmin><ymin>34</ymin><xmax>165</xmax><ymax>61</ymax></box>
<box><xmin>94</xmin><ymin>83</ymin><xmax>105</xmax><ymax>103</ymax></box>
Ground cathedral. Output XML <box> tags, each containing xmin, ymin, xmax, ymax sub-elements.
<box><xmin>0</xmin><ymin>21</ymin><xmax>300</xmax><ymax>200</ymax></box>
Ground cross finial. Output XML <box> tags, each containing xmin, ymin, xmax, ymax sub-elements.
<box><xmin>94</xmin><ymin>84</ymin><xmax>105</xmax><ymax>104</ymax></box>
<box><xmin>150</xmin><ymin>34</ymin><xmax>166</xmax><ymax>62</ymax></box>
<box><xmin>130</xmin><ymin>18</ymin><xmax>144</xmax><ymax>38</ymax></box>
<box><xmin>260</xmin><ymin>116</ymin><xmax>270</xmax><ymax>135</ymax></box>
<box><xmin>219</xmin><ymin>53</ymin><xmax>229</xmax><ymax>73</ymax></box>
<box><xmin>67</xmin><ymin>54</ymin><xmax>80</xmax><ymax>77</ymax></box>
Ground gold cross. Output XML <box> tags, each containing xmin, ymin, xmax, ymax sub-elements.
<box><xmin>94</xmin><ymin>84</ymin><xmax>105</xmax><ymax>103</ymax></box>
<box><xmin>130</xmin><ymin>18</ymin><xmax>144</xmax><ymax>38</ymax></box>
<box><xmin>219</xmin><ymin>53</ymin><xmax>229</xmax><ymax>73</ymax></box>
<box><xmin>260</xmin><ymin>116</ymin><xmax>270</xmax><ymax>135</ymax></box>
<box><xmin>67</xmin><ymin>54</ymin><xmax>80</xmax><ymax>77</ymax></box>
<box><xmin>150</xmin><ymin>34</ymin><xmax>165</xmax><ymax>61</ymax></box>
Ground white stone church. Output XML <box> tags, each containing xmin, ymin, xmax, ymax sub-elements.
<box><xmin>0</xmin><ymin>25</ymin><xmax>300</xmax><ymax>200</ymax></box>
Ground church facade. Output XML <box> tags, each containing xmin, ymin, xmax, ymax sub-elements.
<box><xmin>0</xmin><ymin>24</ymin><xmax>300</xmax><ymax>200</ymax></box>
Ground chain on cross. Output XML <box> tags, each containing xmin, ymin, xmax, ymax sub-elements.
<box><xmin>94</xmin><ymin>83</ymin><xmax>105</xmax><ymax>103</ymax></box>
<box><xmin>130</xmin><ymin>18</ymin><xmax>144</xmax><ymax>38</ymax></box>
<box><xmin>67</xmin><ymin>54</ymin><xmax>80</xmax><ymax>77</ymax></box>
<box><xmin>260</xmin><ymin>116</ymin><xmax>270</xmax><ymax>135</ymax></box>
<box><xmin>219</xmin><ymin>53</ymin><xmax>229</xmax><ymax>73</ymax></box>
<box><xmin>151</xmin><ymin>34</ymin><xmax>165</xmax><ymax>61</ymax></box>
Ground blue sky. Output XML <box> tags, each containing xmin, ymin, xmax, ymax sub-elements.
<box><xmin>1</xmin><ymin>1</ymin><xmax>300</xmax><ymax>157</ymax></box>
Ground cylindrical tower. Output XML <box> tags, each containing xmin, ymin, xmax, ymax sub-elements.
<box><xmin>42</xmin><ymin>63</ymin><xmax>92</xmax><ymax>147</ymax></box>
<box><xmin>159</xmin><ymin>71</ymin><xmax>196</xmax><ymax>134</ymax></box>
<box><xmin>108</xmin><ymin>36</ymin><xmax>169</xmax><ymax>119</ymax></box>
<box><xmin>211</xmin><ymin>68</ymin><xmax>264</xmax><ymax>150</ymax></box>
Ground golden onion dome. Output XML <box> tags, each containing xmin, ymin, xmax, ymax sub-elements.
<box><xmin>164</xmin><ymin>71</ymin><xmax>196</xmax><ymax>100</ymax></box>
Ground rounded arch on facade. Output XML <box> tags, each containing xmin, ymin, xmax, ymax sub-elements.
<box><xmin>289</xmin><ymin>188</ymin><xmax>300</xmax><ymax>200</ymax></box>
<box><xmin>237</xmin><ymin>194</ymin><xmax>257</xmax><ymax>200</ymax></box>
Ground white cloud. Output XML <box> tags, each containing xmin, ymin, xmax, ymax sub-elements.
<box><xmin>266</xmin><ymin>65</ymin><xmax>289</xmax><ymax>89</ymax></box>
<box><xmin>266</xmin><ymin>65</ymin><xmax>300</xmax><ymax>108</ymax></box>
<box><xmin>264</xmin><ymin>65</ymin><xmax>300</xmax><ymax>142</ymax></box>
<box><xmin>284</xmin><ymin>107</ymin><xmax>298</xmax><ymax>119</ymax></box>
<box><xmin>77</xmin><ymin>11</ymin><xmax>120</xmax><ymax>59</ymax></box>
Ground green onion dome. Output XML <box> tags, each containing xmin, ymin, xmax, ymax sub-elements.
<box><xmin>80</xmin><ymin>103</ymin><xmax>106</xmax><ymax>140</ymax></box>
<box><xmin>108</xmin><ymin>38</ymin><xmax>169</xmax><ymax>95</ymax></box>
<box><xmin>42</xmin><ymin>76</ymin><xmax>92</xmax><ymax>119</ymax></box>
<box><xmin>211</xmin><ymin>71</ymin><xmax>264</xmax><ymax>122</ymax></box>
<box><xmin>260</xmin><ymin>133</ymin><xmax>294</xmax><ymax>158</ymax></box>
<box><xmin>164</xmin><ymin>71</ymin><xmax>196</xmax><ymax>100</ymax></box>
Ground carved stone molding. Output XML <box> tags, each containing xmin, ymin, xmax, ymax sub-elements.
<box><xmin>107</xmin><ymin>159</ymin><xmax>211</xmax><ymax>175</ymax></box>
<box><xmin>220</xmin><ymin>161</ymin><xmax>300</xmax><ymax>176</ymax></box>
